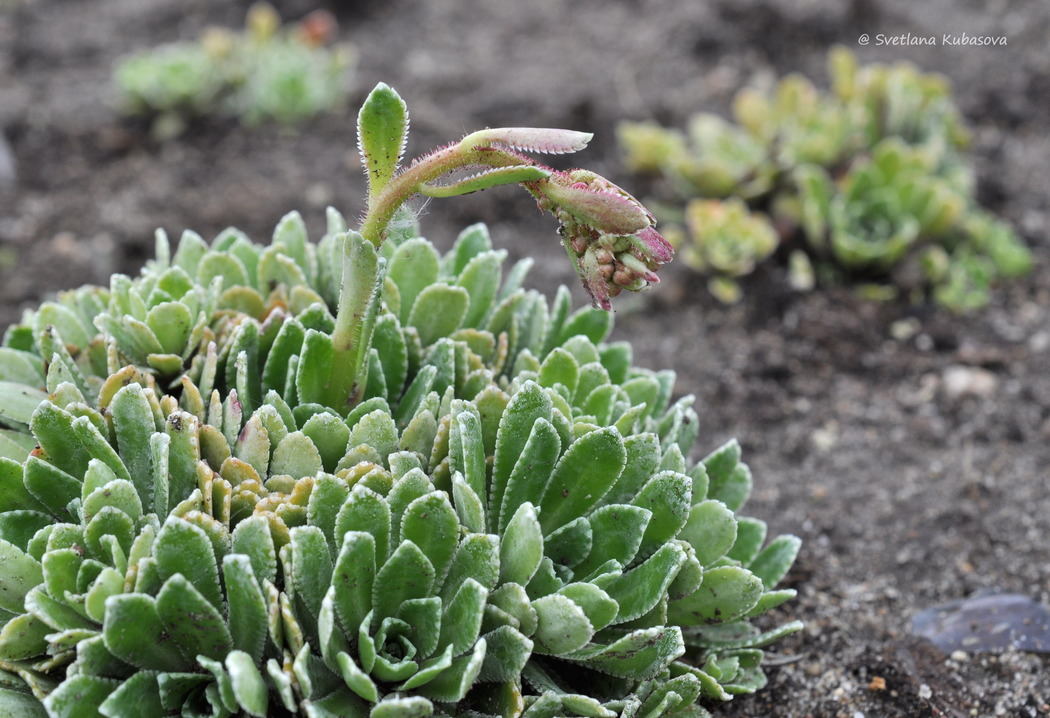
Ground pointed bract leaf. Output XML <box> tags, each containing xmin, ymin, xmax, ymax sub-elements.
<box><xmin>462</xmin><ymin>127</ymin><xmax>592</xmax><ymax>155</ymax></box>
<box><xmin>358</xmin><ymin>83</ymin><xmax>409</xmax><ymax>200</ymax></box>
<box><xmin>421</xmin><ymin>166</ymin><xmax>550</xmax><ymax>199</ymax></box>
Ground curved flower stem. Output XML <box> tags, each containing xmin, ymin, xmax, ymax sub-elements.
<box><xmin>339</xmin><ymin>138</ymin><xmax>547</xmax><ymax>411</ymax></box>
<box><xmin>358</xmin><ymin>143</ymin><xmax>539</xmax><ymax>247</ymax></box>
<box><xmin>330</xmin><ymin>87</ymin><xmax>668</xmax><ymax>409</ymax></box>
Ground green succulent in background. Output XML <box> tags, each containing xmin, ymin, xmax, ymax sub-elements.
<box><xmin>619</xmin><ymin>116</ymin><xmax>772</xmax><ymax>201</ymax></box>
<box><xmin>672</xmin><ymin>199</ymin><xmax>779</xmax><ymax>305</ymax></box>
<box><xmin>827</xmin><ymin>46</ymin><xmax>970</xmax><ymax>152</ymax></box>
<box><xmin>0</xmin><ymin>84</ymin><xmax>799</xmax><ymax>716</ymax></box>
<box><xmin>732</xmin><ymin>74</ymin><xmax>855</xmax><ymax>174</ymax></box>
<box><xmin>115</xmin><ymin>2</ymin><xmax>353</xmax><ymax>139</ymax></box>
<box><xmin>795</xmin><ymin>139</ymin><xmax>966</xmax><ymax>270</ymax></box>
<box><xmin>617</xmin><ymin>46</ymin><xmax>1031</xmax><ymax>311</ymax></box>
<box><xmin>793</xmin><ymin>139</ymin><xmax>1031</xmax><ymax>302</ymax></box>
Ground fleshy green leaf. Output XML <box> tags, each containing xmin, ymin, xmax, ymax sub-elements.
<box><xmin>680</xmin><ymin>500</ymin><xmax>738</xmax><ymax>567</ymax></box>
<box><xmin>231</xmin><ymin>515</ymin><xmax>278</xmax><ymax>586</ymax></box>
<box><xmin>408</xmin><ymin>285</ymin><xmax>470</xmax><ymax>347</ymax></box>
<box><xmin>438</xmin><ymin>577</ymin><xmax>487</xmax><ymax>656</ymax></box>
<box><xmin>154</xmin><ymin>517</ymin><xmax>222</xmax><ymax>611</ymax></box>
<box><xmin>538</xmin><ymin>427</ymin><xmax>625</xmax><ymax>534</ymax></box>
<box><xmin>103</xmin><ymin>593</ymin><xmax>192</xmax><ymax>672</ymax></box>
<box><xmin>478</xmin><ymin>625</ymin><xmax>533</xmax><ymax>683</ymax></box>
<box><xmin>224</xmin><ymin>555</ymin><xmax>268</xmax><ymax>664</ymax></box>
<box><xmin>531</xmin><ymin>594</ymin><xmax>593</xmax><ymax>654</ymax></box>
<box><xmin>500</xmin><ymin>503</ymin><xmax>544</xmax><ymax>587</ymax></box>
<box><xmin>543</xmin><ymin>517</ymin><xmax>592</xmax><ymax>570</ymax></box>
<box><xmin>372</xmin><ymin>540</ymin><xmax>435</xmax><ymax>625</ymax></box>
<box><xmin>271</xmin><ymin>431</ymin><xmax>324</xmax><ymax>478</ymax></box>
<box><xmin>417</xmin><ymin>638</ymin><xmax>486</xmax><ymax>703</ymax></box>
<box><xmin>401</xmin><ymin>492</ymin><xmax>459</xmax><ymax>583</ymax></box>
<box><xmin>335</xmin><ymin>486</ymin><xmax>391</xmax><ymax>569</ymax></box>
<box><xmin>329</xmin><ymin>531</ymin><xmax>374</xmax><ymax>644</ymax></box>
<box><xmin>0</xmin><ymin>382</ymin><xmax>48</xmax><ymax>426</ymax></box>
<box><xmin>388</xmin><ymin>239</ymin><xmax>440</xmax><ymax>324</ymax></box>
<box><xmin>491</xmin><ymin>383</ymin><xmax>551</xmax><ymax>532</ymax></box>
<box><xmin>631</xmin><ymin>470</ymin><xmax>692</xmax><ymax>559</ymax></box>
<box><xmin>289</xmin><ymin>526</ymin><xmax>335</xmax><ymax>618</ymax></box>
<box><xmin>602</xmin><ymin>541</ymin><xmax>686</xmax><ymax>624</ymax></box>
<box><xmin>441</xmin><ymin>533</ymin><xmax>500</xmax><ymax>603</ymax></box>
<box><xmin>0</xmin><ymin>539</ymin><xmax>43</xmax><ymax>613</ymax></box>
<box><xmin>43</xmin><ymin>675</ymin><xmax>120</xmax><ymax>718</ymax></box>
<box><xmin>704</xmin><ymin>440</ymin><xmax>751</xmax><ymax>512</ymax></box>
<box><xmin>573</xmin><ymin>504</ymin><xmax>650</xmax><ymax>579</ymax></box>
<box><xmin>747</xmin><ymin>535</ymin><xmax>802</xmax><ymax>589</ymax></box>
<box><xmin>226</xmin><ymin>650</ymin><xmax>269</xmax><ymax>717</ymax></box>
<box><xmin>666</xmin><ymin>566</ymin><xmax>765</xmax><ymax>626</ymax></box>
<box><xmin>498</xmin><ymin>418</ymin><xmax>561</xmax><ymax>532</ymax></box>
<box><xmin>156</xmin><ymin>573</ymin><xmax>234</xmax><ymax>661</ymax></box>
<box><xmin>98</xmin><ymin>671</ymin><xmax>164</xmax><ymax>718</ymax></box>
<box><xmin>0</xmin><ymin>612</ymin><xmax>50</xmax><ymax>660</ymax></box>
<box><xmin>570</xmin><ymin>626</ymin><xmax>684</xmax><ymax>680</ymax></box>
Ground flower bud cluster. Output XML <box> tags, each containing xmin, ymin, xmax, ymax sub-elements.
<box><xmin>535</xmin><ymin>170</ymin><xmax>673</xmax><ymax>309</ymax></box>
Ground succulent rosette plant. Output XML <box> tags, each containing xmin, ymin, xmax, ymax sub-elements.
<box><xmin>0</xmin><ymin>84</ymin><xmax>800</xmax><ymax>717</ymax></box>
<box><xmin>115</xmin><ymin>2</ymin><xmax>353</xmax><ymax>138</ymax></box>
<box><xmin>671</xmin><ymin>198</ymin><xmax>779</xmax><ymax>304</ymax></box>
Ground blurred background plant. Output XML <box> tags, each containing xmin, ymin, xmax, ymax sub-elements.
<box><xmin>618</xmin><ymin>46</ymin><xmax>1031</xmax><ymax>310</ymax></box>
<box><xmin>114</xmin><ymin>2</ymin><xmax>353</xmax><ymax>140</ymax></box>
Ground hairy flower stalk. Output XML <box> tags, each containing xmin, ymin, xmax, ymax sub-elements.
<box><xmin>0</xmin><ymin>84</ymin><xmax>798</xmax><ymax>718</ymax></box>
<box><xmin>355</xmin><ymin>87</ymin><xmax>672</xmax><ymax>311</ymax></box>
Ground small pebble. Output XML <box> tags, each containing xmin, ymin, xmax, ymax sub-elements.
<box><xmin>942</xmin><ymin>365</ymin><xmax>999</xmax><ymax>400</ymax></box>
<box><xmin>912</xmin><ymin>593</ymin><xmax>1050</xmax><ymax>653</ymax></box>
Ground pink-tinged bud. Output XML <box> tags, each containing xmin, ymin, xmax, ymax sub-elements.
<box><xmin>617</xmin><ymin>252</ymin><xmax>661</xmax><ymax>283</ymax></box>
<box><xmin>529</xmin><ymin>165</ymin><xmax>672</xmax><ymax>310</ymax></box>
<box><xmin>298</xmin><ymin>9</ymin><xmax>337</xmax><ymax>46</ymax></box>
<box><xmin>612</xmin><ymin>269</ymin><xmax>633</xmax><ymax>287</ymax></box>
<box><xmin>632</xmin><ymin>226</ymin><xmax>674</xmax><ymax>264</ymax></box>
<box><xmin>540</xmin><ymin>173</ymin><xmax>650</xmax><ymax>235</ymax></box>
<box><xmin>579</xmin><ymin>248</ymin><xmax>613</xmax><ymax>310</ymax></box>
<box><xmin>461</xmin><ymin>127</ymin><xmax>593</xmax><ymax>155</ymax></box>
